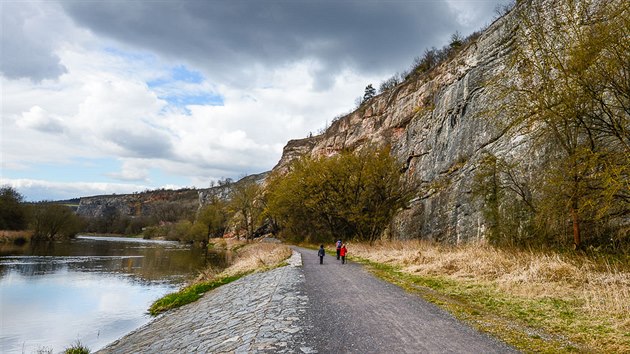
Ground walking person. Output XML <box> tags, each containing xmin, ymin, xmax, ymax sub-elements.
<box><xmin>336</xmin><ymin>239</ymin><xmax>342</xmax><ymax>260</ymax></box>
<box><xmin>340</xmin><ymin>243</ymin><xmax>348</xmax><ymax>264</ymax></box>
<box><xmin>318</xmin><ymin>244</ymin><xmax>325</xmax><ymax>264</ymax></box>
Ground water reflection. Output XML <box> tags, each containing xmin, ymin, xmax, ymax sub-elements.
<box><xmin>0</xmin><ymin>235</ymin><xmax>224</xmax><ymax>353</ymax></box>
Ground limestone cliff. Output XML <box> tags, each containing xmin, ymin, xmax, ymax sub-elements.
<box><xmin>76</xmin><ymin>172</ymin><xmax>269</xmax><ymax>219</ymax></box>
<box><xmin>76</xmin><ymin>189</ymin><xmax>199</xmax><ymax>218</ymax></box>
<box><xmin>272</xmin><ymin>14</ymin><xmax>521</xmax><ymax>243</ymax></box>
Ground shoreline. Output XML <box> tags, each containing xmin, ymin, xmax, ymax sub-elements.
<box><xmin>97</xmin><ymin>251</ymin><xmax>307</xmax><ymax>353</ymax></box>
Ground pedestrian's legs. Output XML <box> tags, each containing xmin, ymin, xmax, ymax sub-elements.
<box><xmin>319</xmin><ymin>256</ymin><xmax>323</xmax><ymax>264</ymax></box>
<box><xmin>342</xmin><ymin>255</ymin><xmax>345</xmax><ymax>264</ymax></box>
<box><xmin>336</xmin><ymin>249</ymin><xmax>340</xmax><ymax>260</ymax></box>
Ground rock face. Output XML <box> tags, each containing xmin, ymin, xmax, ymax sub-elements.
<box><xmin>272</xmin><ymin>15</ymin><xmax>521</xmax><ymax>243</ymax></box>
<box><xmin>76</xmin><ymin>189</ymin><xmax>200</xmax><ymax>218</ymax></box>
<box><xmin>76</xmin><ymin>173</ymin><xmax>270</xmax><ymax>219</ymax></box>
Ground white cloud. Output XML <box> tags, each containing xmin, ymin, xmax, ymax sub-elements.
<box><xmin>17</xmin><ymin>106</ymin><xmax>65</xmax><ymax>133</ymax></box>
<box><xmin>445</xmin><ymin>0</ymin><xmax>507</xmax><ymax>27</ymax></box>
<box><xmin>1</xmin><ymin>178</ymin><xmax>151</xmax><ymax>200</ymax></box>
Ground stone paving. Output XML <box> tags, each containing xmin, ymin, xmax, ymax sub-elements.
<box><xmin>97</xmin><ymin>251</ymin><xmax>310</xmax><ymax>353</ymax></box>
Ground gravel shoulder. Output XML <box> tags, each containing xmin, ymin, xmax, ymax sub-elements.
<box><xmin>296</xmin><ymin>246</ymin><xmax>518</xmax><ymax>353</ymax></box>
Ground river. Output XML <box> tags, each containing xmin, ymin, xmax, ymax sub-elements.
<box><xmin>0</xmin><ymin>235</ymin><xmax>222</xmax><ymax>353</ymax></box>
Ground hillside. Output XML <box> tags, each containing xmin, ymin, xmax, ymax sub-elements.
<box><xmin>273</xmin><ymin>12</ymin><xmax>515</xmax><ymax>243</ymax></box>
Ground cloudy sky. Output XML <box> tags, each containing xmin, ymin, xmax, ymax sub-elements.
<box><xmin>1</xmin><ymin>0</ymin><xmax>507</xmax><ymax>201</ymax></box>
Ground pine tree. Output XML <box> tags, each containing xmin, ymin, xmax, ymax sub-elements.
<box><xmin>363</xmin><ymin>84</ymin><xmax>376</xmax><ymax>101</ymax></box>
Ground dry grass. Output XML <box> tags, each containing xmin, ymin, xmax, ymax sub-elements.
<box><xmin>152</xmin><ymin>239</ymin><xmax>292</xmax><ymax>315</ymax></box>
<box><xmin>219</xmin><ymin>242</ymin><xmax>292</xmax><ymax>277</ymax></box>
<box><xmin>197</xmin><ymin>239</ymin><xmax>292</xmax><ymax>281</ymax></box>
<box><xmin>349</xmin><ymin>240</ymin><xmax>630</xmax><ymax>352</ymax></box>
<box><xmin>0</xmin><ymin>230</ymin><xmax>32</xmax><ymax>243</ymax></box>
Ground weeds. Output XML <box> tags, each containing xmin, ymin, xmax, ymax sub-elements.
<box><xmin>64</xmin><ymin>340</ymin><xmax>90</xmax><ymax>354</ymax></box>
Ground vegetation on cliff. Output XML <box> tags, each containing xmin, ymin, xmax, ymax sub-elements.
<box><xmin>478</xmin><ymin>0</ymin><xmax>629</xmax><ymax>251</ymax></box>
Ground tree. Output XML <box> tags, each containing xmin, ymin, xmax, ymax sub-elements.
<box><xmin>489</xmin><ymin>0</ymin><xmax>630</xmax><ymax>249</ymax></box>
<box><xmin>363</xmin><ymin>84</ymin><xmax>376</xmax><ymax>101</ymax></box>
<box><xmin>30</xmin><ymin>203</ymin><xmax>83</xmax><ymax>240</ymax></box>
<box><xmin>0</xmin><ymin>186</ymin><xmax>28</xmax><ymax>230</ymax></box>
<box><xmin>472</xmin><ymin>152</ymin><xmax>538</xmax><ymax>247</ymax></box>
<box><xmin>379</xmin><ymin>74</ymin><xmax>401</xmax><ymax>93</ymax></box>
<box><xmin>449</xmin><ymin>31</ymin><xmax>463</xmax><ymax>49</ymax></box>
<box><xmin>228</xmin><ymin>177</ymin><xmax>263</xmax><ymax>239</ymax></box>
<box><xmin>196</xmin><ymin>197</ymin><xmax>229</xmax><ymax>242</ymax></box>
<box><xmin>265</xmin><ymin>146</ymin><xmax>412</xmax><ymax>243</ymax></box>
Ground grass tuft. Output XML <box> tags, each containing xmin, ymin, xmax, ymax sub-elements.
<box><xmin>64</xmin><ymin>340</ymin><xmax>90</xmax><ymax>354</ymax></box>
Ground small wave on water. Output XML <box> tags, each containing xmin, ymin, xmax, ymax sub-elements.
<box><xmin>0</xmin><ymin>255</ymin><xmax>144</xmax><ymax>266</ymax></box>
<box><xmin>77</xmin><ymin>235</ymin><xmax>182</xmax><ymax>245</ymax></box>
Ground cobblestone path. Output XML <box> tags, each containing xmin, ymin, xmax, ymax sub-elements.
<box><xmin>97</xmin><ymin>251</ymin><xmax>310</xmax><ymax>354</ymax></box>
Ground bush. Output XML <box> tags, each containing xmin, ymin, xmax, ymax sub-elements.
<box><xmin>0</xmin><ymin>186</ymin><xmax>28</xmax><ymax>230</ymax></box>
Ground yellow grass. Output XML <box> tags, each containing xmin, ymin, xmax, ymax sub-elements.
<box><xmin>0</xmin><ymin>230</ymin><xmax>33</xmax><ymax>243</ymax></box>
<box><xmin>197</xmin><ymin>239</ymin><xmax>292</xmax><ymax>281</ymax></box>
<box><xmin>348</xmin><ymin>240</ymin><xmax>630</xmax><ymax>352</ymax></box>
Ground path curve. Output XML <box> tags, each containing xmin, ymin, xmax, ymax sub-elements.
<box><xmin>295</xmin><ymin>246</ymin><xmax>518</xmax><ymax>353</ymax></box>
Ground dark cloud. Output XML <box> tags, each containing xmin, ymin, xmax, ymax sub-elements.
<box><xmin>60</xmin><ymin>0</ymin><xmax>506</xmax><ymax>88</ymax></box>
<box><xmin>106</xmin><ymin>129</ymin><xmax>174</xmax><ymax>159</ymax></box>
<box><xmin>1</xmin><ymin>3</ymin><xmax>68</xmax><ymax>81</ymax></box>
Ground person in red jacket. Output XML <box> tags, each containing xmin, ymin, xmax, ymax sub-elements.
<box><xmin>340</xmin><ymin>243</ymin><xmax>348</xmax><ymax>264</ymax></box>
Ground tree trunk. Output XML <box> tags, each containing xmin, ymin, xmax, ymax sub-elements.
<box><xmin>571</xmin><ymin>206</ymin><xmax>581</xmax><ymax>249</ymax></box>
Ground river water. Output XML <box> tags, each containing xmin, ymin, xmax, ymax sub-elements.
<box><xmin>0</xmin><ymin>235</ymin><xmax>221</xmax><ymax>353</ymax></box>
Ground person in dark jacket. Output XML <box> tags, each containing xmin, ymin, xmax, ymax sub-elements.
<box><xmin>335</xmin><ymin>239</ymin><xmax>342</xmax><ymax>260</ymax></box>
<box><xmin>340</xmin><ymin>243</ymin><xmax>348</xmax><ymax>264</ymax></box>
<box><xmin>318</xmin><ymin>244</ymin><xmax>325</xmax><ymax>264</ymax></box>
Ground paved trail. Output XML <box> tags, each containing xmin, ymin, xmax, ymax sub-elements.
<box><xmin>296</xmin><ymin>246</ymin><xmax>517</xmax><ymax>353</ymax></box>
<box><xmin>98</xmin><ymin>248</ymin><xmax>517</xmax><ymax>353</ymax></box>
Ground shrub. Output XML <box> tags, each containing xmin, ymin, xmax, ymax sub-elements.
<box><xmin>64</xmin><ymin>340</ymin><xmax>90</xmax><ymax>354</ymax></box>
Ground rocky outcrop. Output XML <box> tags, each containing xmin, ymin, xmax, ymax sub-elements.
<box><xmin>197</xmin><ymin>171</ymin><xmax>269</xmax><ymax>207</ymax></box>
<box><xmin>270</xmin><ymin>14</ymin><xmax>523</xmax><ymax>243</ymax></box>
<box><xmin>77</xmin><ymin>173</ymin><xmax>270</xmax><ymax>219</ymax></box>
<box><xmin>76</xmin><ymin>189</ymin><xmax>200</xmax><ymax>218</ymax></box>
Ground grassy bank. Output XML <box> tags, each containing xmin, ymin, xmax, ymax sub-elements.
<box><xmin>346</xmin><ymin>240</ymin><xmax>629</xmax><ymax>353</ymax></box>
<box><xmin>149</xmin><ymin>239</ymin><xmax>292</xmax><ymax>315</ymax></box>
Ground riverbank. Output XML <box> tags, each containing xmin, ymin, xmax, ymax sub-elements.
<box><xmin>97</xmin><ymin>251</ymin><xmax>307</xmax><ymax>353</ymax></box>
<box><xmin>95</xmin><ymin>239</ymin><xmax>628</xmax><ymax>353</ymax></box>
<box><xmin>149</xmin><ymin>238</ymin><xmax>292</xmax><ymax>315</ymax></box>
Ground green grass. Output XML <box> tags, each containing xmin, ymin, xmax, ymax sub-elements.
<box><xmin>149</xmin><ymin>273</ymin><xmax>247</xmax><ymax>316</ymax></box>
<box><xmin>352</xmin><ymin>256</ymin><xmax>627</xmax><ymax>353</ymax></box>
<box><xmin>64</xmin><ymin>340</ymin><xmax>90</xmax><ymax>354</ymax></box>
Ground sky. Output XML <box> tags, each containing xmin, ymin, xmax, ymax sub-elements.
<box><xmin>1</xmin><ymin>0</ymin><xmax>508</xmax><ymax>202</ymax></box>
